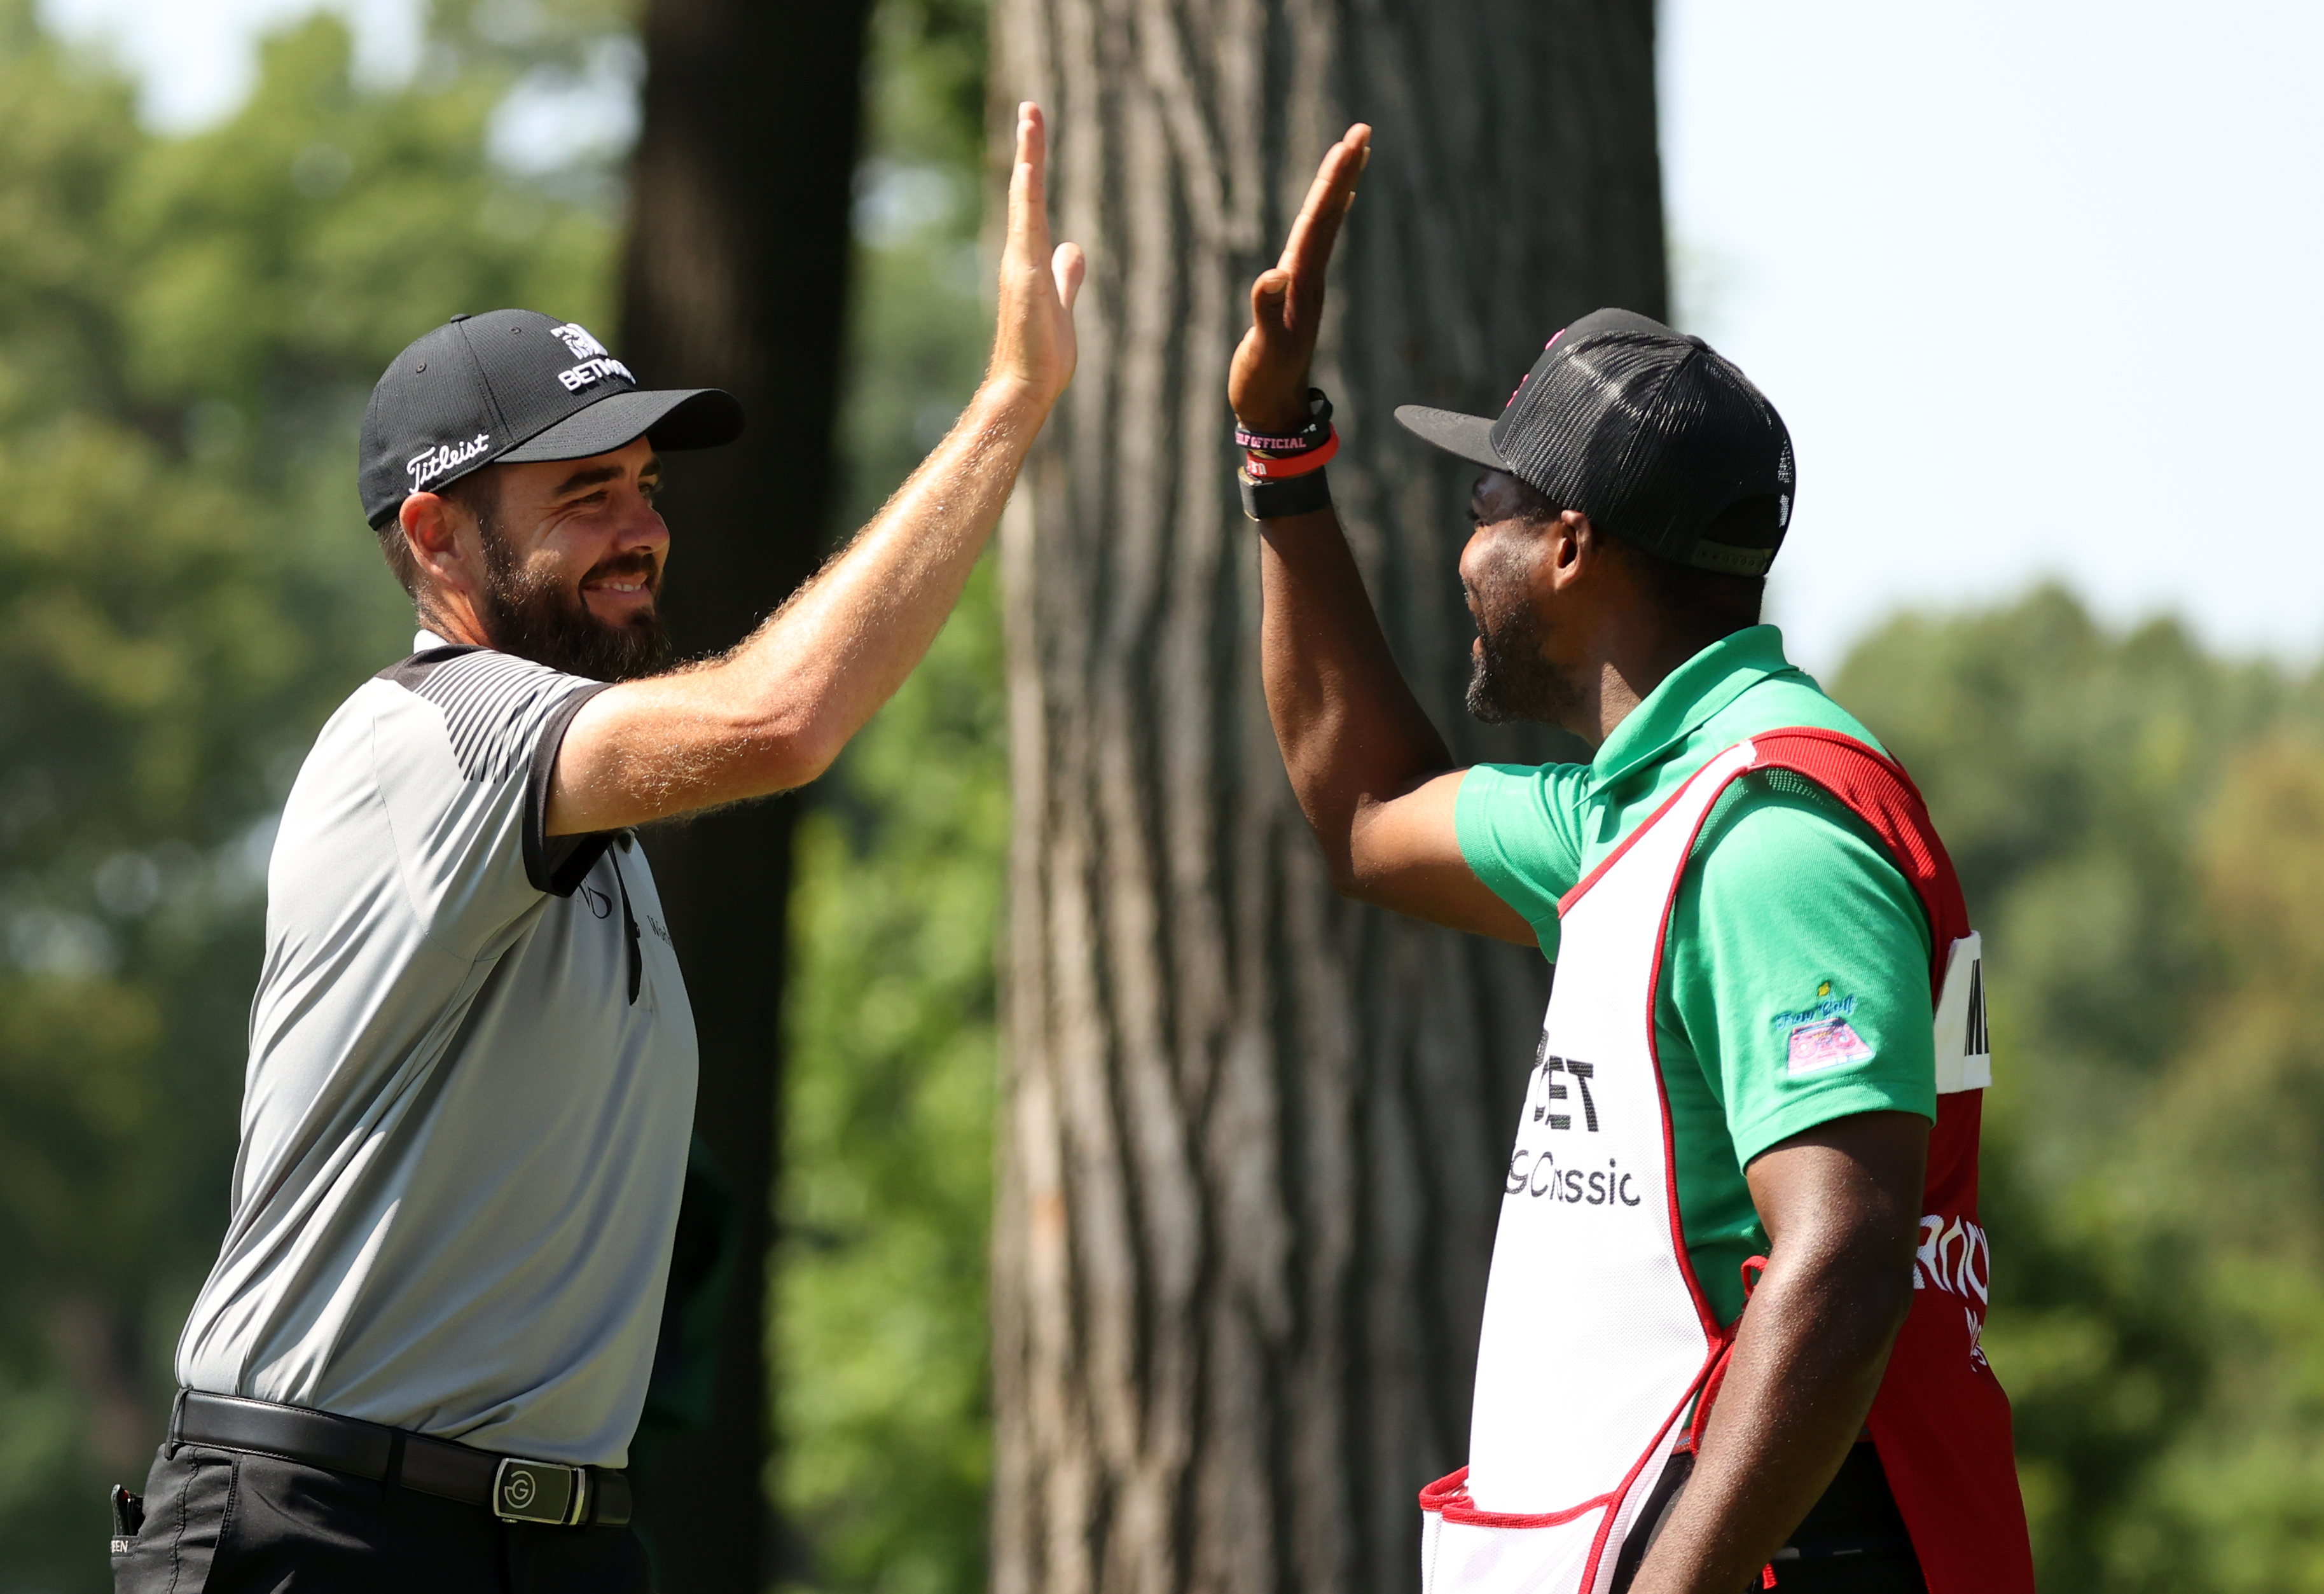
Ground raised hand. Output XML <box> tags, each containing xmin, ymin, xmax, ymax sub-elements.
<box><xmin>988</xmin><ymin>102</ymin><xmax>1086</xmax><ymax>408</ymax></box>
<box><xmin>1228</xmin><ymin>123</ymin><xmax>1372</xmax><ymax>436</ymax></box>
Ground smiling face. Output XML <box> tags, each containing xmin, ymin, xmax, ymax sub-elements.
<box><xmin>447</xmin><ymin>437</ymin><xmax>671</xmax><ymax>681</ymax></box>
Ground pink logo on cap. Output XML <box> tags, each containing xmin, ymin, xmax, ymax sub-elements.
<box><xmin>1505</xmin><ymin>329</ymin><xmax>1567</xmax><ymax>411</ymax></box>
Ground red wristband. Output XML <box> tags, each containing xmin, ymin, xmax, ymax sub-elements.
<box><xmin>1243</xmin><ymin>427</ymin><xmax>1339</xmax><ymax>479</ymax></box>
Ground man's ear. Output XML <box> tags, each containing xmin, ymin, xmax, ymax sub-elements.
<box><xmin>1547</xmin><ymin>509</ymin><xmax>1594</xmax><ymax>578</ymax></box>
<box><xmin>398</xmin><ymin>491</ymin><xmax>470</xmax><ymax>588</ymax></box>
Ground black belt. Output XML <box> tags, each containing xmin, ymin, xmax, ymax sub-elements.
<box><xmin>170</xmin><ymin>1390</ymin><xmax>632</xmax><ymax>1528</ymax></box>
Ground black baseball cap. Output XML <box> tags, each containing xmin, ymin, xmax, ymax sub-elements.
<box><xmin>359</xmin><ymin>308</ymin><xmax>745</xmax><ymax>529</ymax></box>
<box><xmin>1395</xmin><ymin>308</ymin><xmax>1795</xmax><ymax>576</ymax></box>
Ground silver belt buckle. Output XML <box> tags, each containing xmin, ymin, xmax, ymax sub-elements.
<box><xmin>493</xmin><ymin>1457</ymin><xmax>590</xmax><ymax>1527</ymax></box>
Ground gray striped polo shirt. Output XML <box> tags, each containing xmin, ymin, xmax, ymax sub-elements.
<box><xmin>174</xmin><ymin>634</ymin><xmax>697</xmax><ymax>1466</ymax></box>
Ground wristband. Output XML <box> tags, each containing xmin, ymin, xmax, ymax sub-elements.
<box><xmin>1243</xmin><ymin>427</ymin><xmax>1338</xmax><ymax>479</ymax></box>
<box><xmin>1235</xmin><ymin>389</ymin><xmax>1333</xmax><ymax>453</ymax></box>
<box><xmin>1240</xmin><ymin>465</ymin><xmax>1332</xmax><ymax>520</ymax></box>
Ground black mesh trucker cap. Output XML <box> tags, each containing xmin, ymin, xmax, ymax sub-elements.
<box><xmin>1394</xmin><ymin>309</ymin><xmax>1795</xmax><ymax>576</ymax></box>
<box><xmin>359</xmin><ymin>308</ymin><xmax>744</xmax><ymax>529</ymax></box>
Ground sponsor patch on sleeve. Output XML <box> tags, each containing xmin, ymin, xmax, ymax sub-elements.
<box><xmin>1786</xmin><ymin>1017</ymin><xmax>1874</xmax><ymax>1075</ymax></box>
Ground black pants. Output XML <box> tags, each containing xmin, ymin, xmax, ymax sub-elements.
<box><xmin>1609</xmin><ymin>1443</ymin><xmax>1927</xmax><ymax>1594</ymax></box>
<box><xmin>112</xmin><ymin>1444</ymin><xmax>653</xmax><ymax>1594</ymax></box>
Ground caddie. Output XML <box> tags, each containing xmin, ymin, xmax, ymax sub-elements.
<box><xmin>1231</xmin><ymin>128</ymin><xmax>2034</xmax><ymax>1594</ymax></box>
<box><xmin>108</xmin><ymin>104</ymin><xmax>1082</xmax><ymax>1594</ymax></box>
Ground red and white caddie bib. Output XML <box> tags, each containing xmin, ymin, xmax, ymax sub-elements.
<box><xmin>1419</xmin><ymin>730</ymin><xmax>2033</xmax><ymax>1594</ymax></box>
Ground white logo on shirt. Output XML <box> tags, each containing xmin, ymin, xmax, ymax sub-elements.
<box><xmin>1914</xmin><ymin>1212</ymin><xmax>1993</xmax><ymax>1368</ymax></box>
<box><xmin>406</xmin><ymin>432</ymin><xmax>492</xmax><ymax>489</ymax></box>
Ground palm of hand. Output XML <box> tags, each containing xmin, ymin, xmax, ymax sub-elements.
<box><xmin>992</xmin><ymin>103</ymin><xmax>1086</xmax><ymax>407</ymax></box>
<box><xmin>1229</xmin><ymin>124</ymin><xmax>1371</xmax><ymax>434</ymax></box>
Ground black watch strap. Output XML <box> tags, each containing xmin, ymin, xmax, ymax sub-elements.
<box><xmin>1240</xmin><ymin>466</ymin><xmax>1332</xmax><ymax>521</ymax></box>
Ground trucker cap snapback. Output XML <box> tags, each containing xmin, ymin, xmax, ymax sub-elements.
<box><xmin>359</xmin><ymin>308</ymin><xmax>745</xmax><ymax>529</ymax></box>
<box><xmin>1395</xmin><ymin>308</ymin><xmax>1794</xmax><ymax>576</ymax></box>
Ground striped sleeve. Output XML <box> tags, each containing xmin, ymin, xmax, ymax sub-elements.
<box><xmin>405</xmin><ymin>649</ymin><xmax>578</xmax><ymax>783</ymax></box>
<box><xmin>371</xmin><ymin>648</ymin><xmax>612</xmax><ymax>953</ymax></box>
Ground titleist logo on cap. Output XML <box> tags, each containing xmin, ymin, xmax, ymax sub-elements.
<box><xmin>406</xmin><ymin>432</ymin><xmax>493</xmax><ymax>490</ymax></box>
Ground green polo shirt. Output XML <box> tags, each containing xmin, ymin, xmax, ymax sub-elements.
<box><xmin>1455</xmin><ymin>625</ymin><xmax>1936</xmax><ymax>1326</ymax></box>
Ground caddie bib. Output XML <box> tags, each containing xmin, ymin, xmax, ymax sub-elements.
<box><xmin>1419</xmin><ymin>730</ymin><xmax>2033</xmax><ymax>1594</ymax></box>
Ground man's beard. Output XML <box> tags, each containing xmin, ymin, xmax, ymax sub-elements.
<box><xmin>474</xmin><ymin>522</ymin><xmax>670</xmax><ymax>683</ymax></box>
<box><xmin>1464</xmin><ymin>576</ymin><xmax>1581</xmax><ymax>727</ymax></box>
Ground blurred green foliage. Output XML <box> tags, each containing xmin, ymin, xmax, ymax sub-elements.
<box><xmin>1838</xmin><ymin>590</ymin><xmax>2324</xmax><ymax>1591</ymax></box>
<box><xmin>12</xmin><ymin>1</ymin><xmax>2324</xmax><ymax>1593</ymax></box>
<box><xmin>0</xmin><ymin>1</ymin><xmax>619</xmax><ymax>1584</ymax></box>
<box><xmin>775</xmin><ymin>3</ymin><xmax>1000</xmax><ymax>1591</ymax></box>
<box><xmin>777</xmin><ymin>567</ymin><xmax>1002</xmax><ymax>1594</ymax></box>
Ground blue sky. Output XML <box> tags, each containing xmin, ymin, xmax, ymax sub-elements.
<box><xmin>40</xmin><ymin>0</ymin><xmax>2324</xmax><ymax>670</ymax></box>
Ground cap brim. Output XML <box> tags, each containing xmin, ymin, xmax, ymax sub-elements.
<box><xmin>499</xmin><ymin>386</ymin><xmax>745</xmax><ymax>464</ymax></box>
<box><xmin>1393</xmin><ymin>405</ymin><xmax>1507</xmax><ymax>473</ymax></box>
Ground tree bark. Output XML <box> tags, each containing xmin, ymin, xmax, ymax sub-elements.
<box><xmin>618</xmin><ymin>1</ymin><xmax>871</xmax><ymax>1586</ymax></box>
<box><xmin>988</xmin><ymin>5</ymin><xmax>1664</xmax><ymax>1591</ymax></box>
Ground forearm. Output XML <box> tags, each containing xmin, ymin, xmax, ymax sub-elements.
<box><xmin>549</xmin><ymin>102</ymin><xmax>1080</xmax><ymax>835</ymax></box>
<box><xmin>1258</xmin><ymin>505</ymin><xmax>1456</xmax><ymax>884</ymax></box>
<box><xmin>1628</xmin><ymin>1247</ymin><xmax>1910</xmax><ymax>1594</ymax></box>
<box><xmin>716</xmin><ymin>377</ymin><xmax>1043</xmax><ymax>767</ymax></box>
<box><xmin>555</xmin><ymin>380</ymin><xmax>1042</xmax><ymax>826</ymax></box>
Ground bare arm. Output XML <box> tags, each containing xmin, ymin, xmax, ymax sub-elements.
<box><xmin>1259</xmin><ymin>511</ymin><xmax>1526</xmax><ymax>941</ymax></box>
<box><xmin>1628</xmin><ymin>1111</ymin><xmax>1928</xmax><ymax>1594</ymax></box>
<box><xmin>1236</xmin><ymin>129</ymin><xmax>1529</xmax><ymax>944</ymax></box>
<box><xmin>546</xmin><ymin>104</ymin><xmax>1085</xmax><ymax>835</ymax></box>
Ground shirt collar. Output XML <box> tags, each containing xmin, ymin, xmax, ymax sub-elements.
<box><xmin>1589</xmin><ymin>623</ymin><xmax>1797</xmax><ymax>791</ymax></box>
<box><xmin>415</xmin><ymin>628</ymin><xmax>452</xmax><ymax>653</ymax></box>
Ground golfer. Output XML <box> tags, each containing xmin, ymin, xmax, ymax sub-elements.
<box><xmin>108</xmin><ymin>104</ymin><xmax>1081</xmax><ymax>1594</ymax></box>
<box><xmin>1233</xmin><ymin>129</ymin><xmax>2034</xmax><ymax>1594</ymax></box>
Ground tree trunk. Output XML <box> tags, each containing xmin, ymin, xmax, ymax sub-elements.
<box><xmin>988</xmin><ymin>6</ymin><xmax>1664</xmax><ymax>1591</ymax></box>
<box><xmin>618</xmin><ymin>1</ymin><xmax>871</xmax><ymax>1586</ymax></box>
